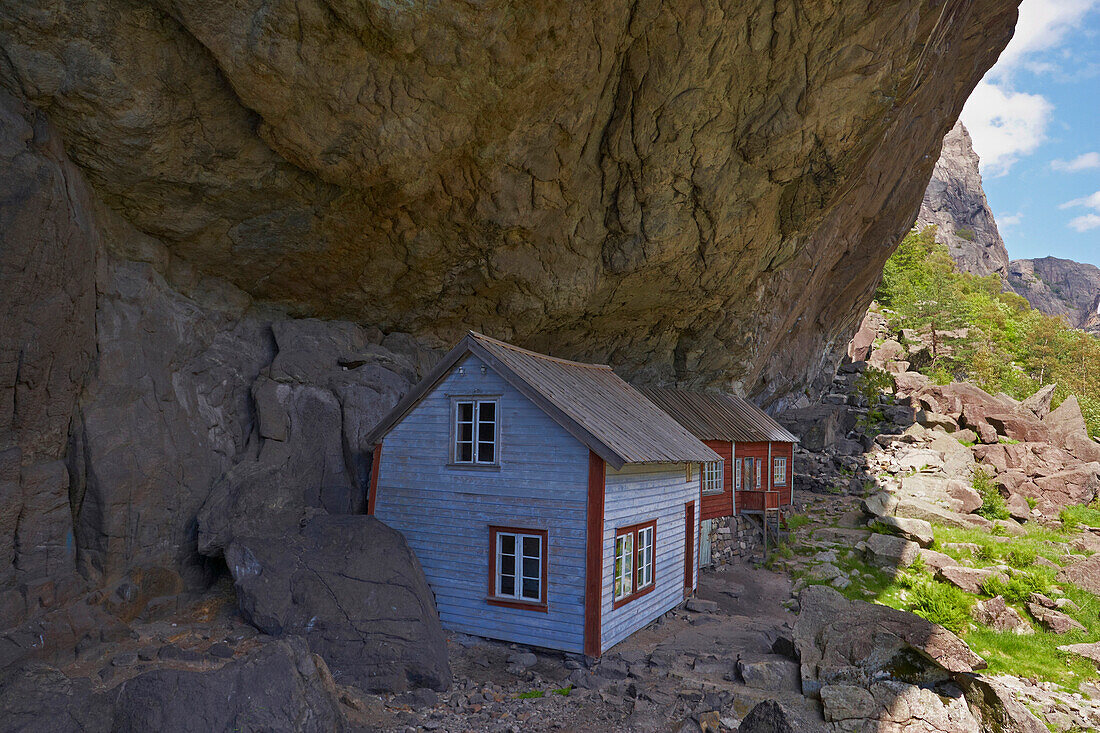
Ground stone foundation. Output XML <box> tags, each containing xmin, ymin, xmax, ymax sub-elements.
<box><xmin>703</xmin><ymin>515</ymin><xmax>764</xmax><ymax>567</ymax></box>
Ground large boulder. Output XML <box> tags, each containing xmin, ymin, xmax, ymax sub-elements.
<box><xmin>1022</xmin><ymin>384</ymin><xmax>1057</xmax><ymax>420</ymax></box>
<box><xmin>738</xmin><ymin>700</ymin><xmax>823</xmax><ymax>733</ymax></box>
<box><xmin>873</xmin><ymin>515</ymin><xmax>934</xmax><ymax>548</ymax></box>
<box><xmin>794</xmin><ymin>585</ymin><xmax>984</xmax><ymax>698</ymax></box>
<box><xmin>865</xmin><ymin>533</ymin><xmax>921</xmax><ymax>569</ymax></box>
<box><xmin>1057</xmin><ymin>554</ymin><xmax>1100</xmax><ymax>596</ymax></box>
<box><xmin>776</xmin><ymin>405</ymin><xmax>857</xmax><ymax>452</ymax></box>
<box><xmin>225</xmin><ymin>515</ymin><xmax>450</xmax><ymax>692</ymax></box>
<box><xmin>1045</xmin><ymin>396</ymin><xmax>1090</xmax><ymax>440</ymax></box>
<box><xmin>936</xmin><ymin>566</ymin><xmax>1007</xmax><ymax>594</ymax></box>
<box><xmin>1032</xmin><ymin>464</ymin><xmax>1100</xmax><ymax>512</ymax></box>
<box><xmin>972</xmin><ymin>596</ymin><xmax>1031</xmax><ymax>634</ymax></box>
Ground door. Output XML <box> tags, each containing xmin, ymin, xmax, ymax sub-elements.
<box><xmin>699</xmin><ymin>518</ymin><xmax>713</xmax><ymax>566</ymax></box>
<box><xmin>684</xmin><ymin>501</ymin><xmax>695</xmax><ymax>595</ymax></box>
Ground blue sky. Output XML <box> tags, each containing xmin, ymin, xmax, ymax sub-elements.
<box><xmin>960</xmin><ymin>0</ymin><xmax>1100</xmax><ymax>267</ymax></box>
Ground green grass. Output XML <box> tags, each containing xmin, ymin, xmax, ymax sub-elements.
<box><xmin>906</xmin><ymin>575</ymin><xmax>973</xmax><ymax>633</ymax></box>
<box><xmin>998</xmin><ymin>437</ymin><xmax>1021</xmax><ymax>445</ymax></box>
<box><xmin>980</xmin><ymin>568</ymin><xmax>1055</xmax><ymax>604</ymax></box>
<box><xmin>931</xmin><ymin>524</ymin><xmax>1069</xmax><ymax>567</ymax></box>
<box><xmin>553</xmin><ymin>686</ymin><xmax>572</xmax><ymax>697</ymax></box>
<box><xmin>517</xmin><ymin>691</ymin><xmax>544</xmax><ymax>699</ymax></box>
<box><xmin>785</xmin><ymin>514</ymin><xmax>811</xmax><ymax>531</ymax></box>
<box><xmin>1060</xmin><ymin>503</ymin><xmax>1100</xmax><ymax>533</ymax></box>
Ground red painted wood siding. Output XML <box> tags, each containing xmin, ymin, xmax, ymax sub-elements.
<box><xmin>734</xmin><ymin>441</ymin><xmax>795</xmax><ymax>513</ymax></box>
<box><xmin>584</xmin><ymin>451</ymin><xmax>605</xmax><ymax>658</ymax></box>
<box><xmin>700</xmin><ymin>440</ymin><xmax>734</xmax><ymax>521</ymax></box>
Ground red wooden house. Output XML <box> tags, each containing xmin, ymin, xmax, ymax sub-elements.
<box><xmin>639</xmin><ymin>388</ymin><xmax>799</xmax><ymax>519</ymax></box>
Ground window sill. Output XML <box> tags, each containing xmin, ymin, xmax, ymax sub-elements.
<box><xmin>486</xmin><ymin>597</ymin><xmax>548</xmax><ymax>613</ymax></box>
<box><xmin>612</xmin><ymin>582</ymin><xmax>655</xmax><ymax>610</ymax></box>
<box><xmin>701</xmin><ymin>489</ymin><xmax>725</xmax><ymax>496</ymax></box>
<box><xmin>446</xmin><ymin>463</ymin><xmax>502</xmax><ymax>472</ymax></box>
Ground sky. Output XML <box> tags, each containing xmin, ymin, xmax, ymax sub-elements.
<box><xmin>960</xmin><ymin>0</ymin><xmax>1100</xmax><ymax>267</ymax></box>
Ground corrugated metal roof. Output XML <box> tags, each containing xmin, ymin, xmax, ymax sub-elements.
<box><xmin>365</xmin><ymin>332</ymin><xmax>721</xmax><ymax>469</ymax></box>
<box><xmin>638</xmin><ymin>387</ymin><xmax>799</xmax><ymax>444</ymax></box>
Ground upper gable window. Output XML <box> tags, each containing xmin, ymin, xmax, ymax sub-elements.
<box><xmin>453</xmin><ymin>398</ymin><xmax>499</xmax><ymax>465</ymax></box>
<box><xmin>702</xmin><ymin>461</ymin><xmax>723</xmax><ymax>495</ymax></box>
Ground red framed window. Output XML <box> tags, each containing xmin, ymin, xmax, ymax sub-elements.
<box><xmin>487</xmin><ymin>526</ymin><xmax>548</xmax><ymax>611</ymax></box>
<box><xmin>613</xmin><ymin>519</ymin><xmax>657</xmax><ymax>608</ymax></box>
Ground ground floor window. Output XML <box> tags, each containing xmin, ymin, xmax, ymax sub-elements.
<box><xmin>702</xmin><ymin>460</ymin><xmax>723</xmax><ymax>495</ymax></box>
<box><xmin>488</xmin><ymin>526</ymin><xmax>547</xmax><ymax>610</ymax></box>
<box><xmin>614</xmin><ymin>519</ymin><xmax>657</xmax><ymax>608</ymax></box>
<box><xmin>773</xmin><ymin>456</ymin><xmax>788</xmax><ymax>486</ymax></box>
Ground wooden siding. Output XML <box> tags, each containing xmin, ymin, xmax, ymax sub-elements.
<box><xmin>600</xmin><ymin>463</ymin><xmax>700</xmax><ymax>652</ymax></box>
<box><xmin>373</xmin><ymin>354</ymin><xmax>590</xmax><ymax>653</ymax></box>
<box><xmin>699</xmin><ymin>440</ymin><xmax>734</xmax><ymax>521</ymax></box>
<box><xmin>734</xmin><ymin>441</ymin><xmax>794</xmax><ymax>513</ymax></box>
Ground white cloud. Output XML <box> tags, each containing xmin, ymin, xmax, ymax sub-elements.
<box><xmin>991</xmin><ymin>0</ymin><xmax>1100</xmax><ymax>79</ymax></box>
<box><xmin>961</xmin><ymin>83</ymin><xmax>1053</xmax><ymax>176</ymax></box>
<box><xmin>1052</xmin><ymin>152</ymin><xmax>1100</xmax><ymax>171</ymax></box>
<box><xmin>998</xmin><ymin>212</ymin><xmax>1024</xmax><ymax>229</ymax></box>
<box><xmin>1068</xmin><ymin>213</ymin><xmax>1100</xmax><ymax>231</ymax></box>
<box><xmin>1060</xmin><ymin>191</ymin><xmax>1100</xmax><ymax>210</ymax></box>
<box><xmin>962</xmin><ymin>0</ymin><xmax>1100</xmax><ymax>175</ymax></box>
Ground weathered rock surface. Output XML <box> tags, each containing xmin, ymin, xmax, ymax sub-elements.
<box><xmin>0</xmin><ymin>638</ymin><xmax>347</xmax><ymax>733</ymax></box>
<box><xmin>917</xmin><ymin>122</ymin><xmax>1009</xmax><ymax>278</ymax></box>
<box><xmin>1026</xmin><ymin>603</ymin><xmax>1085</xmax><ymax>635</ymax></box>
<box><xmin>0</xmin><ymin>0</ymin><xmax>1019</xmax><ymax>403</ymax></box>
<box><xmin>972</xmin><ymin>596</ymin><xmax>1031</xmax><ymax>634</ymax></box>
<box><xmin>936</xmin><ymin>566</ymin><xmax>1007</xmax><ymax>595</ymax></box>
<box><xmin>225</xmin><ymin>515</ymin><xmax>450</xmax><ymax>692</ymax></box>
<box><xmin>1057</xmin><ymin>554</ymin><xmax>1100</xmax><ymax>596</ymax></box>
<box><xmin>794</xmin><ymin>585</ymin><xmax>984</xmax><ymax>698</ymax></box>
<box><xmin>1007</xmin><ymin>258</ymin><xmax>1100</xmax><ymax>334</ymax></box>
<box><xmin>738</xmin><ymin>700</ymin><xmax>823</xmax><ymax>733</ymax></box>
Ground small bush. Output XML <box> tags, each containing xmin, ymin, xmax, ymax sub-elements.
<box><xmin>1026</xmin><ymin>497</ymin><xmax>1037</xmax><ymax>510</ymax></box>
<box><xmin>1005</xmin><ymin>547</ymin><xmax>1037</xmax><ymax>569</ymax></box>
<box><xmin>910</xmin><ymin>578</ymin><xmax>973</xmax><ymax>633</ymax></box>
<box><xmin>975</xmin><ymin>544</ymin><xmax>996</xmax><ymax>563</ymax></box>
<box><xmin>973</xmin><ymin>467</ymin><xmax>1009</xmax><ymax>520</ymax></box>
<box><xmin>981</xmin><ymin>570</ymin><xmax>1053</xmax><ymax>604</ymax></box>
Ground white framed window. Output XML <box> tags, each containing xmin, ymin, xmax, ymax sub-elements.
<box><xmin>773</xmin><ymin>456</ymin><xmax>788</xmax><ymax>486</ymax></box>
<box><xmin>453</xmin><ymin>398</ymin><xmax>499</xmax><ymax>465</ymax></box>
<box><xmin>636</xmin><ymin>525</ymin><xmax>654</xmax><ymax>589</ymax></box>
<box><xmin>702</xmin><ymin>461</ymin><xmax>723</xmax><ymax>495</ymax></box>
<box><xmin>734</xmin><ymin>458</ymin><xmax>742</xmax><ymax>490</ymax></box>
<box><xmin>615</xmin><ymin>520</ymin><xmax>656</xmax><ymax>606</ymax></box>
<box><xmin>614</xmin><ymin>533</ymin><xmax>633</xmax><ymax>599</ymax></box>
<box><xmin>490</xmin><ymin>527</ymin><xmax>545</xmax><ymax>607</ymax></box>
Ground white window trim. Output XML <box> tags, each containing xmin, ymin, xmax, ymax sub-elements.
<box><xmin>773</xmin><ymin>456</ymin><xmax>788</xmax><ymax>486</ymax></box>
<box><xmin>614</xmin><ymin>534</ymin><xmax>634</xmax><ymax>600</ymax></box>
<box><xmin>494</xmin><ymin>530</ymin><xmax>543</xmax><ymax>602</ymax></box>
<box><xmin>452</xmin><ymin>397</ymin><xmax>500</xmax><ymax>466</ymax></box>
<box><xmin>636</xmin><ymin>525</ymin><xmax>654</xmax><ymax>589</ymax></box>
<box><xmin>702</xmin><ymin>460</ymin><xmax>724</xmax><ymax>495</ymax></box>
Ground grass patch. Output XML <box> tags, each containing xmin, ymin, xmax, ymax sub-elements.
<box><xmin>931</xmin><ymin>524</ymin><xmax>1069</xmax><ymax>567</ymax></box>
<box><xmin>998</xmin><ymin>437</ymin><xmax>1021</xmax><ymax>445</ymax></box>
<box><xmin>980</xmin><ymin>568</ymin><xmax>1055</xmax><ymax>604</ymax></box>
<box><xmin>1060</xmin><ymin>503</ymin><xmax>1100</xmax><ymax>532</ymax></box>
<box><xmin>964</xmin><ymin>627</ymin><xmax>1099</xmax><ymax>691</ymax></box>
<box><xmin>553</xmin><ymin>686</ymin><xmax>572</xmax><ymax>697</ymax></box>
<box><xmin>785</xmin><ymin>514</ymin><xmax>811</xmax><ymax>531</ymax></box>
<box><xmin>517</xmin><ymin>690</ymin><xmax>544</xmax><ymax>699</ymax></box>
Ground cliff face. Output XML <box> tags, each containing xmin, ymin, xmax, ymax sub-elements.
<box><xmin>1008</xmin><ymin>258</ymin><xmax>1100</xmax><ymax>334</ymax></box>
<box><xmin>0</xmin><ymin>0</ymin><xmax>1018</xmax><ymax>628</ymax></box>
<box><xmin>917</xmin><ymin>122</ymin><xmax>1011</xmax><ymax>278</ymax></box>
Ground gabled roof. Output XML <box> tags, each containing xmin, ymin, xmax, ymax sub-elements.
<box><xmin>638</xmin><ymin>387</ymin><xmax>799</xmax><ymax>444</ymax></box>
<box><xmin>365</xmin><ymin>332</ymin><xmax>720</xmax><ymax>470</ymax></box>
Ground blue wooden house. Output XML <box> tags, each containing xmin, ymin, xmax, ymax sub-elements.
<box><xmin>365</xmin><ymin>332</ymin><xmax>720</xmax><ymax>657</ymax></box>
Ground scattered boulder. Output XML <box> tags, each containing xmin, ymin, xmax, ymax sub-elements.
<box><xmin>865</xmin><ymin>533</ymin><xmax>920</xmax><ymax>569</ymax></box>
<box><xmin>1022</xmin><ymin>384</ymin><xmax>1057</xmax><ymax>420</ymax></box>
<box><xmin>794</xmin><ymin>585</ymin><xmax>984</xmax><ymax>699</ymax></box>
<box><xmin>1044</xmin><ymin>396</ymin><xmax>1089</xmax><ymax>440</ymax></box>
<box><xmin>972</xmin><ymin>596</ymin><xmax>1031</xmax><ymax>634</ymax></box>
<box><xmin>894</xmin><ymin>496</ymin><xmax>991</xmax><ymax>531</ymax></box>
<box><xmin>1033</xmin><ymin>465</ymin><xmax>1100</xmax><ymax>512</ymax></box>
<box><xmin>225</xmin><ymin>515</ymin><xmax>450</xmax><ymax>692</ymax></box>
<box><xmin>984</xmin><ymin>413</ymin><xmax>1047</xmax><ymax>443</ymax></box>
<box><xmin>918</xmin><ymin>549</ymin><xmax>956</xmax><ymax>572</ymax></box>
<box><xmin>916</xmin><ymin>411</ymin><xmax>957</xmax><ymax>431</ymax></box>
<box><xmin>1026</xmin><ymin>603</ymin><xmax>1085</xmax><ymax>634</ymax></box>
<box><xmin>738</xmin><ymin>658</ymin><xmax>802</xmax><ymax>692</ymax></box>
<box><xmin>1057</xmin><ymin>641</ymin><xmax>1100</xmax><ymax>666</ymax></box>
<box><xmin>820</xmin><ymin>684</ymin><xmax>877</xmax><ymax>724</ymax></box>
<box><xmin>861</xmin><ymin>491</ymin><xmax>898</xmax><ymax>518</ymax></box>
<box><xmin>936</xmin><ymin>566</ymin><xmax>1007</xmax><ymax>595</ymax></box>
<box><xmin>1057</xmin><ymin>554</ymin><xmax>1100</xmax><ymax>595</ymax></box>
<box><xmin>871</xmin><ymin>515</ymin><xmax>934</xmax><ymax>548</ymax></box>
<box><xmin>738</xmin><ymin>700</ymin><xmax>822</xmax><ymax>733</ymax></box>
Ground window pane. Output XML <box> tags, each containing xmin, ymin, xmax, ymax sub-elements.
<box><xmin>499</xmin><ymin>574</ymin><xmax>515</xmax><ymax>596</ymax></box>
<box><xmin>477</xmin><ymin>442</ymin><xmax>495</xmax><ymax>463</ymax></box>
<box><xmin>521</xmin><ymin>577</ymin><xmax>539</xmax><ymax>600</ymax></box>
<box><xmin>522</xmin><ymin>536</ymin><xmax>540</xmax><ymax>559</ymax></box>
<box><xmin>501</xmin><ymin>553</ymin><xmax>515</xmax><ymax>576</ymax></box>
<box><xmin>478</xmin><ymin>401</ymin><xmax>495</xmax><ymax>423</ymax></box>
<box><xmin>457</xmin><ymin>402</ymin><xmax>474</xmax><ymax>422</ymax></box>
<box><xmin>500</xmin><ymin>534</ymin><xmax>515</xmax><ymax>556</ymax></box>
<box><xmin>614</xmin><ymin>538</ymin><xmax>625</xmax><ymax>597</ymax></box>
<box><xmin>522</xmin><ymin>556</ymin><xmax>540</xmax><ymax>580</ymax></box>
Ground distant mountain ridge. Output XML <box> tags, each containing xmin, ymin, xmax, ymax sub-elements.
<box><xmin>918</xmin><ymin>122</ymin><xmax>1100</xmax><ymax>334</ymax></box>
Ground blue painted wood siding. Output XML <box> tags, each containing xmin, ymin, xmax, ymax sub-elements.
<box><xmin>601</xmin><ymin>463</ymin><xmax>700</xmax><ymax>652</ymax></box>
<box><xmin>373</xmin><ymin>354</ymin><xmax>590</xmax><ymax>653</ymax></box>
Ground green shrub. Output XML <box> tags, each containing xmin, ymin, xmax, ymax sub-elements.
<box><xmin>974</xmin><ymin>543</ymin><xmax>996</xmax><ymax>563</ymax></box>
<box><xmin>1026</xmin><ymin>497</ymin><xmax>1037</xmax><ymax>510</ymax></box>
<box><xmin>910</xmin><ymin>578</ymin><xmax>974</xmax><ymax>633</ymax></box>
<box><xmin>981</xmin><ymin>570</ymin><xmax>1053</xmax><ymax>604</ymax></box>
<box><xmin>973</xmin><ymin>467</ymin><xmax>1009</xmax><ymax>520</ymax></box>
<box><xmin>1005</xmin><ymin>547</ymin><xmax>1036</xmax><ymax>569</ymax></box>
<box><xmin>785</xmin><ymin>514</ymin><xmax>811</xmax><ymax>531</ymax></box>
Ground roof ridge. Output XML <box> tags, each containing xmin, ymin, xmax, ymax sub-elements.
<box><xmin>468</xmin><ymin>331</ymin><xmax>613</xmax><ymax>370</ymax></box>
